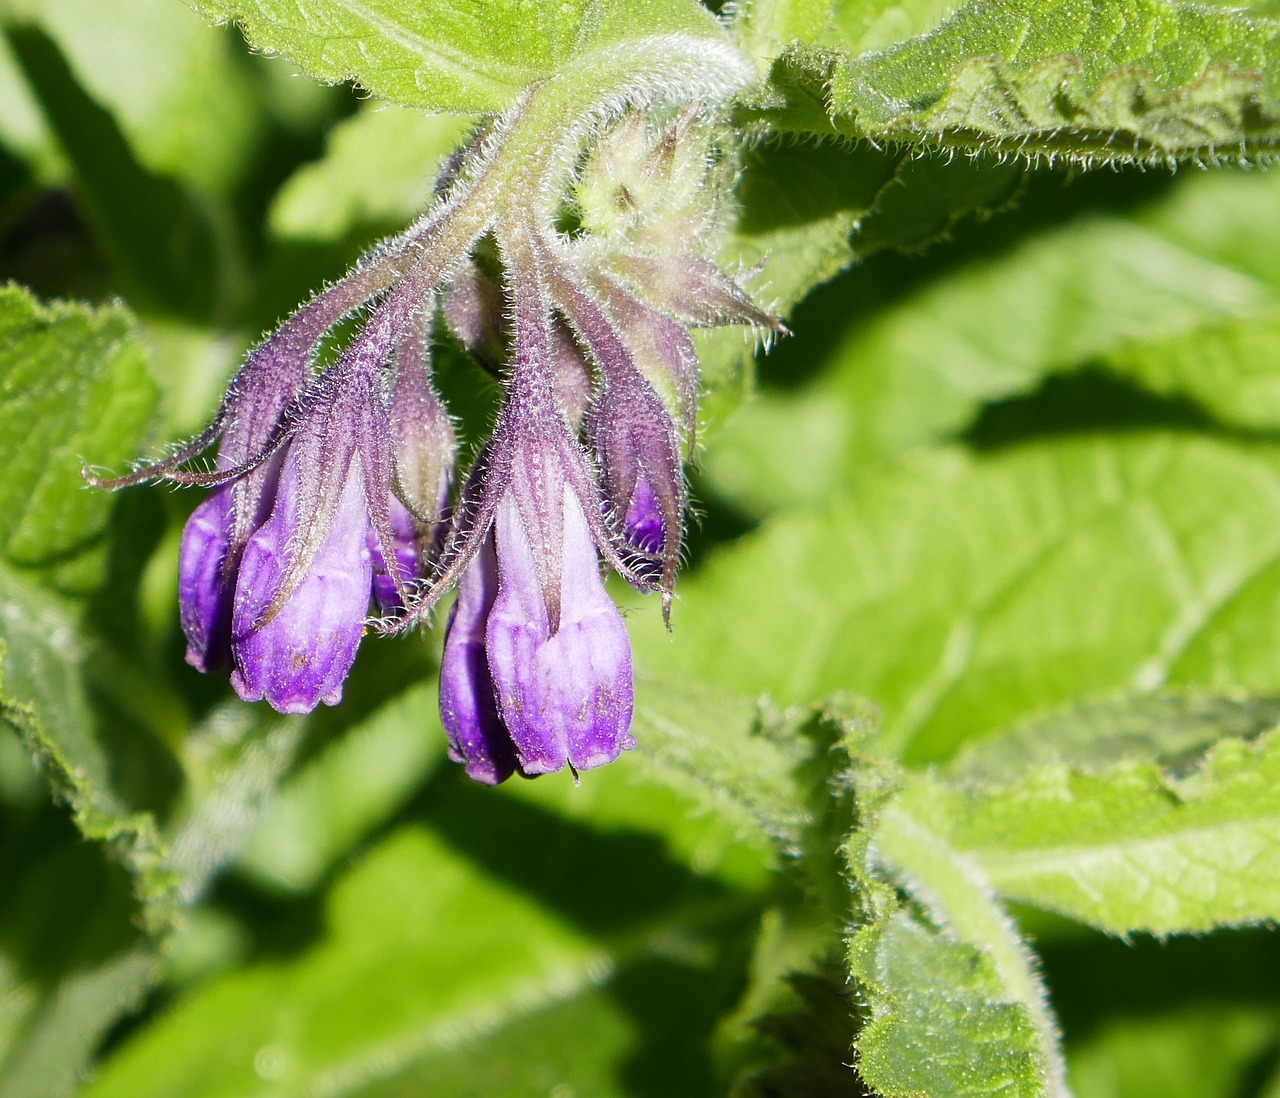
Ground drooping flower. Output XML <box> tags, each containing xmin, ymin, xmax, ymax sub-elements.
<box><xmin>435</xmin><ymin>340</ymin><xmax>637</xmax><ymax>781</ymax></box>
<box><xmin>92</xmin><ymin>45</ymin><xmax>778</xmax><ymax>779</ymax></box>
<box><xmin>230</xmin><ymin>437</ymin><xmax>373</xmax><ymax>712</ymax></box>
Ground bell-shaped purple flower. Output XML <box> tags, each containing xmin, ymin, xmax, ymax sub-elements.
<box><xmin>485</xmin><ymin>482</ymin><xmax>635</xmax><ymax>775</ymax></box>
<box><xmin>178</xmin><ymin>490</ymin><xmax>237</xmax><ymax>671</ymax></box>
<box><xmin>438</xmin><ymin>472</ymin><xmax>635</xmax><ymax>781</ymax></box>
<box><xmin>438</xmin><ymin>534</ymin><xmax>517</xmax><ymax>785</ymax></box>
<box><xmin>230</xmin><ymin>446</ymin><xmax>374</xmax><ymax>713</ymax></box>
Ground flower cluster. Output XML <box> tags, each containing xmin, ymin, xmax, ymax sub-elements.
<box><xmin>94</xmin><ymin>67</ymin><xmax>774</xmax><ymax>784</ymax></box>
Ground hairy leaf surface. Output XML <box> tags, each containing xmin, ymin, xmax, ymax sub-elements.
<box><xmin>194</xmin><ymin>0</ymin><xmax>728</xmax><ymax>113</ymax></box>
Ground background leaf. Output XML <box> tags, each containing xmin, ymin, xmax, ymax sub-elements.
<box><xmin>766</xmin><ymin>0</ymin><xmax>1280</xmax><ymax>164</ymax></box>
<box><xmin>268</xmin><ymin>105</ymin><xmax>472</xmax><ymax>243</ymax></box>
<box><xmin>634</xmin><ymin>434</ymin><xmax>1280</xmax><ymax>764</ymax></box>
<box><xmin>194</xmin><ymin>0</ymin><xmax>728</xmax><ymax>114</ymax></box>
<box><xmin>920</xmin><ymin>728</ymin><xmax>1280</xmax><ymax>934</ymax></box>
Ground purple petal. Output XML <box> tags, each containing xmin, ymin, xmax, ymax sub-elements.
<box><xmin>624</xmin><ymin>477</ymin><xmax>666</xmax><ymax>557</ymax></box>
<box><xmin>368</xmin><ymin>496</ymin><xmax>420</xmax><ymax>614</ymax></box>
<box><xmin>229</xmin><ymin>451</ymin><xmax>373</xmax><ymax>715</ymax></box>
<box><xmin>178</xmin><ymin>488</ymin><xmax>236</xmax><ymax>672</ymax></box>
<box><xmin>486</xmin><ymin>485</ymin><xmax>634</xmax><ymax>775</ymax></box>
<box><xmin>438</xmin><ymin>535</ymin><xmax>517</xmax><ymax>785</ymax></box>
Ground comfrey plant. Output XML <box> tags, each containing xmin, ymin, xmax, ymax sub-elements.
<box><xmin>92</xmin><ymin>39</ymin><xmax>775</xmax><ymax>785</ymax></box>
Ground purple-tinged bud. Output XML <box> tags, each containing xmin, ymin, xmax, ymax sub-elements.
<box><xmin>443</xmin><ymin>260</ymin><xmax>508</xmax><ymax>371</ymax></box>
<box><xmin>588</xmin><ymin>276</ymin><xmax>699</xmax><ymax>446</ymax></box>
<box><xmin>229</xmin><ymin>448</ymin><xmax>373</xmax><ymax>714</ymax></box>
<box><xmin>439</xmin><ymin>534</ymin><xmax>517</xmax><ymax>785</ymax></box>
<box><xmin>607</xmin><ymin>252</ymin><xmax>780</xmax><ymax>333</ymax></box>
<box><xmin>368</xmin><ymin>496</ymin><xmax>419</xmax><ymax>614</ymax></box>
<box><xmin>545</xmin><ymin>257</ymin><xmax>687</xmax><ymax>596</ymax></box>
<box><xmin>485</xmin><ymin>484</ymin><xmax>634</xmax><ymax>776</ymax></box>
<box><xmin>390</xmin><ymin>310</ymin><xmax>457</xmax><ymax>526</ymax></box>
<box><xmin>548</xmin><ymin>315</ymin><xmax>595</xmax><ymax>429</ymax></box>
<box><xmin>591</xmin><ymin>378</ymin><xmax>685</xmax><ymax>596</ymax></box>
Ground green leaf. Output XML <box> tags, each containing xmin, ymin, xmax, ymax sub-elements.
<box><xmin>707</xmin><ymin>198</ymin><xmax>1275</xmax><ymax>509</ymax></box>
<box><xmin>0</xmin><ymin>287</ymin><xmax>156</xmax><ymax>569</ymax></box>
<box><xmin>86</xmin><ymin>823</ymin><xmax>756</xmax><ymax>1098</ymax></box>
<box><xmin>0</xmin><ymin>33</ymin><xmax>60</xmax><ymax>177</ymax></box>
<box><xmin>2</xmin><ymin>27</ymin><xmax>224</xmax><ymax>316</ymax></box>
<box><xmin>732</xmin><ymin>0</ymin><xmax>832</xmax><ymax>74</ymax></box>
<box><xmin>1107</xmin><ymin>310</ymin><xmax>1280</xmax><ymax>431</ymax></box>
<box><xmin>626</xmin><ymin>680</ymin><xmax>813</xmax><ymax>855</ymax></box>
<box><xmin>1066</xmin><ymin>1006</ymin><xmax>1280</xmax><ymax>1098</ymax></box>
<box><xmin>0</xmin><ymin>571</ymin><xmax>178</xmax><ymax>935</ymax></box>
<box><xmin>0</xmin><ymin>289</ymin><xmax>172</xmax><ymax>930</ymax></box>
<box><xmin>729</xmin><ymin>137</ymin><xmax>899</xmax><ymax>314</ymax></box>
<box><xmin>829</xmin><ymin>0</ymin><xmax>957</xmax><ymax>55</ymax></box>
<box><xmin>0</xmin><ymin>945</ymin><xmax>157</xmax><ymax>1098</ymax></box>
<box><xmin>850</xmin><ymin>151</ymin><xmax>1024</xmax><ymax>257</ymax></box>
<box><xmin>238</xmin><ymin>684</ymin><xmax>446</xmax><ymax>892</ymax></box>
<box><xmin>778</xmin><ymin>0</ymin><xmax>1280</xmax><ymax>164</ymax></box>
<box><xmin>0</xmin><ymin>828</ymin><xmax>161</xmax><ymax>1098</ymax></box>
<box><xmin>269</xmin><ymin>105</ymin><xmax>473</xmax><ymax>242</ymax></box>
<box><xmin>948</xmin><ymin>691</ymin><xmax>1280</xmax><ymax>786</ymax></box>
<box><xmin>195</xmin><ymin>0</ymin><xmax>728</xmax><ymax>114</ymax></box>
<box><xmin>843</xmin><ymin>744</ymin><xmax>1065</xmax><ymax>1097</ymax></box>
<box><xmin>853</xmin><ymin>911</ymin><xmax>1051</xmax><ymax>1097</ymax></box>
<box><xmin>4</xmin><ymin>0</ymin><xmax>262</xmax><ymax>194</ymax></box>
<box><xmin>165</xmin><ymin>705</ymin><xmax>307</xmax><ymax>905</ymax></box>
<box><xmin>633</xmin><ymin>434</ymin><xmax>1280</xmax><ymax>763</ymax></box>
<box><xmin>916</xmin><ymin>727</ymin><xmax>1280</xmax><ymax>934</ymax></box>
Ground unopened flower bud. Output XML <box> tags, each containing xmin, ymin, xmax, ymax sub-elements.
<box><xmin>390</xmin><ymin>310</ymin><xmax>456</xmax><ymax>525</ymax></box>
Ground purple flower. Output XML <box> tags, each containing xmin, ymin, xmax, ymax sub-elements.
<box><xmin>438</xmin><ymin>533</ymin><xmax>515</xmax><ymax>784</ymax></box>
<box><xmin>230</xmin><ymin>444</ymin><xmax>373</xmax><ymax>713</ymax></box>
<box><xmin>623</xmin><ymin>477</ymin><xmax>665</xmax><ymax>557</ymax></box>
<box><xmin>368</xmin><ymin>496</ymin><xmax>420</xmax><ymax>615</ymax></box>
<box><xmin>438</xmin><ymin>432</ymin><xmax>635</xmax><ymax>782</ymax></box>
<box><xmin>177</xmin><ymin>488</ymin><xmax>237</xmax><ymax>672</ymax></box>
<box><xmin>485</xmin><ymin>481</ymin><xmax>634</xmax><ymax>774</ymax></box>
<box><xmin>92</xmin><ymin>95</ymin><xmax>775</xmax><ymax>775</ymax></box>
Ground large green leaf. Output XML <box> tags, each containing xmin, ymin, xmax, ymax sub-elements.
<box><xmin>706</xmin><ymin>179</ymin><xmax>1280</xmax><ymax>512</ymax></box>
<box><xmin>914</xmin><ymin>728</ymin><xmax>1280</xmax><ymax>934</ymax></box>
<box><xmin>632</xmin><ymin>434</ymin><xmax>1280</xmax><ymax>764</ymax></box>
<box><xmin>194</xmin><ymin>0</ymin><xmax>729</xmax><ymax>114</ymax></box>
<box><xmin>86</xmin><ymin>823</ymin><xmax>757</xmax><ymax>1098</ymax></box>
<box><xmin>765</xmin><ymin>0</ymin><xmax>1280</xmax><ymax>164</ymax></box>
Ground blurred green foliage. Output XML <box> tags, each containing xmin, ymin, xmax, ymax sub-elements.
<box><xmin>3</xmin><ymin>1</ymin><xmax>1280</xmax><ymax>1095</ymax></box>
